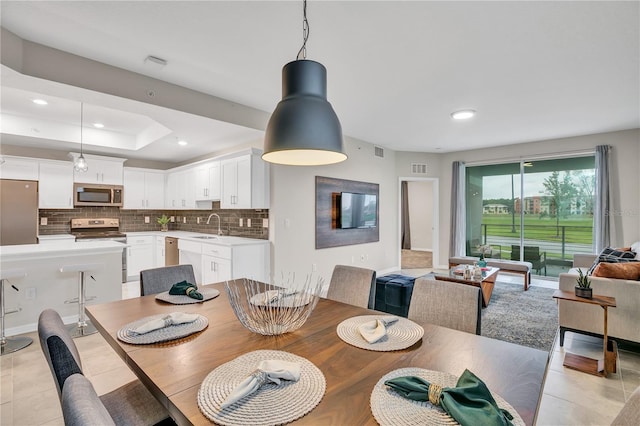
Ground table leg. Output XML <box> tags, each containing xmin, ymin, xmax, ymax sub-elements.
<box><xmin>602</xmin><ymin>306</ymin><xmax>617</xmax><ymax>375</ymax></box>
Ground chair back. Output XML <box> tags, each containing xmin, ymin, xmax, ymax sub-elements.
<box><xmin>611</xmin><ymin>385</ymin><xmax>640</xmax><ymax>425</ymax></box>
<box><xmin>326</xmin><ymin>265</ymin><xmax>376</xmax><ymax>309</ymax></box>
<box><xmin>408</xmin><ymin>278</ymin><xmax>482</xmax><ymax>335</ymax></box>
<box><xmin>37</xmin><ymin>309</ymin><xmax>83</xmax><ymax>400</ymax></box>
<box><xmin>140</xmin><ymin>264</ymin><xmax>196</xmax><ymax>296</ymax></box>
<box><xmin>61</xmin><ymin>374</ymin><xmax>116</xmax><ymax>426</ymax></box>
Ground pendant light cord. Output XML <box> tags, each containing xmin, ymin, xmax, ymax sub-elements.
<box><xmin>296</xmin><ymin>0</ymin><xmax>309</xmax><ymax>60</ymax></box>
<box><xmin>80</xmin><ymin>102</ymin><xmax>84</xmax><ymax>155</ymax></box>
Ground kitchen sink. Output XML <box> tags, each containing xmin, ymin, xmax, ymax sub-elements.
<box><xmin>193</xmin><ymin>235</ymin><xmax>220</xmax><ymax>240</ymax></box>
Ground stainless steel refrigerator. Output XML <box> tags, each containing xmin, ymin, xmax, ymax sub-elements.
<box><xmin>0</xmin><ymin>179</ymin><xmax>38</xmax><ymax>245</ymax></box>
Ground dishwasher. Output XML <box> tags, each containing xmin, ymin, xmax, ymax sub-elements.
<box><xmin>165</xmin><ymin>237</ymin><xmax>179</xmax><ymax>266</ymax></box>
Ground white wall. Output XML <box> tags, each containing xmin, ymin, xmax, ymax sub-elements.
<box><xmin>436</xmin><ymin>129</ymin><xmax>640</xmax><ymax>260</ymax></box>
<box><xmin>407</xmin><ymin>181</ymin><xmax>433</xmax><ymax>250</ymax></box>
<box><xmin>269</xmin><ymin>137</ymin><xmax>398</xmax><ymax>291</ymax></box>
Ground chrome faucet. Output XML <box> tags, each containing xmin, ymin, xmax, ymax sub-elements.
<box><xmin>206</xmin><ymin>213</ymin><xmax>222</xmax><ymax>235</ymax></box>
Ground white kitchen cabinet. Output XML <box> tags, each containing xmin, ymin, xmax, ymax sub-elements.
<box><xmin>195</xmin><ymin>161</ymin><xmax>221</xmax><ymax>201</ymax></box>
<box><xmin>155</xmin><ymin>236</ymin><xmax>166</xmax><ymax>267</ymax></box>
<box><xmin>220</xmin><ymin>153</ymin><xmax>269</xmax><ymax>209</ymax></box>
<box><xmin>177</xmin><ymin>238</ymin><xmax>269</xmax><ymax>285</ymax></box>
<box><xmin>202</xmin><ymin>244</ymin><xmax>232</xmax><ymax>283</ymax></box>
<box><xmin>71</xmin><ymin>154</ymin><xmax>125</xmax><ymax>185</ymax></box>
<box><xmin>38</xmin><ymin>160</ymin><xmax>74</xmax><ymax>209</ymax></box>
<box><xmin>178</xmin><ymin>239</ymin><xmax>203</xmax><ymax>284</ymax></box>
<box><xmin>126</xmin><ymin>235</ymin><xmax>155</xmax><ymax>281</ymax></box>
<box><xmin>123</xmin><ymin>168</ymin><xmax>165</xmax><ymax>209</ymax></box>
<box><xmin>166</xmin><ymin>168</ymin><xmax>206</xmax><ymax>209</ymax></box>
<box><xmin>0</xmin><ymin>156</ymin><xmax>39</xmax><ymax>181</ymax></box>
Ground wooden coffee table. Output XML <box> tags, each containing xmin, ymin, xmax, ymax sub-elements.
<box><xmin>432</xmin><ymin>266</ymin><xmax>500</xmax><ymax>307</ymax></box>
<box><xmin>553</xmin><ymin>290</ymin><xmax>617</xmax><ymax>377</ymax></box>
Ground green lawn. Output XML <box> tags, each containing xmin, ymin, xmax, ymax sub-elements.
<box><xmin>481</xmin><ymin>214</ymin><xmax>593</xmax><ymax>244</ymax></box>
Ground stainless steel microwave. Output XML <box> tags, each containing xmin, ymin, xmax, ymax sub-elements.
<box><xmin>73</xmin><ymin>183</ymin><xmax>123</xmax><ymax>207</ymax></box>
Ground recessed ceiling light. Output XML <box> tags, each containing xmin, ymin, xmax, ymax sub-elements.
<box><xmin>33</xmin><ymin>99</ymin><xmax>48</xmax><ymax>105</ymax></box>
<box><xmin>93</xmin><ymin>123</ymin><xmax>105</xmax><ymax>129</ymax></box>
<box><xmin>178</xmin><ymin>140</ymin><xmax>188</xmax><ymax>146</ymax></box>
<box><xmin>451</xmin><ymin>109</ymin><xmax>476</xmax><ymax>120</ymax></box>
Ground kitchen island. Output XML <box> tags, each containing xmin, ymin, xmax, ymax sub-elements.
<box><xmin>0</xmin><ymin>241</ymin><xmax>124</xmax><ymax>336</ymax></box>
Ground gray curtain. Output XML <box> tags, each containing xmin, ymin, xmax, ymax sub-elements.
<box><xmin>401</xmin><ymin>181</ymin><xmax>411</xmax><ymax>249</ymax></box>
<box><xmin>449</xmin><ymin>161</ymin><xmax>466</xmax><ymax>257</ymax></box>
<box><xmin>594</xmin><ymin>145</ymin><xmax>611</xmax><ymax>252</ymax></box>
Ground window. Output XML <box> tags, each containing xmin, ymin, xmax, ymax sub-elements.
<box><xmin>465</xmin><ymin>156</ymin><xmax>595</xmax><ymax>277</ymax></box>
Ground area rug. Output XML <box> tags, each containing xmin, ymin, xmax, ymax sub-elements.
<box><xmin>401</xmin><ymin>249</ymin><xmax>433</xmax><ymax>269</ymax></box>
<box><xmin>481</xmin><ymin>281</ymin><xmax>558</xmax><ymax>352</ymax></box>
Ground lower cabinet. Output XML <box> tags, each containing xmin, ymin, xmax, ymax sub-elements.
<box><xmin>127</xmin><ymin>235</ymin><xmax>155</xmax><ymax>281</ymax></box>
<box><xmin>178</xmin><ymin>239</ymin><xmax>270</xmax><ymax>285</ymax></box>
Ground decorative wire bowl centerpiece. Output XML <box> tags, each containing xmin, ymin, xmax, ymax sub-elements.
<box><xmin>225</xmin><ymin>275</ymin><xmax>323</xmax><ymax>335</ymax></box>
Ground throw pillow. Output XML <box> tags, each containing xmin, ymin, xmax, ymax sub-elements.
<box><xmin>587</xmin><ymin>247</ymin><xmax>638</xmax><ymax>275</ymax></box>
<box><xmin>592</xmin><ymin>262</ymin><xmax>640</xmax><ymax>280</ymax></box>
<box><xmin>631</xmin><ymin>241</ymin><xmax>640</xmax><ymax>259</ymax></box>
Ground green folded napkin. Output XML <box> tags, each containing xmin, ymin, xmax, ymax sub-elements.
<box><xmin>169</xmin><ymin>280</ymin><xmax>203</xmax><ymax>300</ymax></box>
<box><xmin>384</xmin><ymin>369</ymin><xmax>514</xmax><ymax>426</ymax></box>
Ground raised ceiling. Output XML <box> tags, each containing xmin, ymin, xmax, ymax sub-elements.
<box><xmin>1</xmin><ymin>1</ymin><xmax>638</xmax><ymax>164</ymax></box>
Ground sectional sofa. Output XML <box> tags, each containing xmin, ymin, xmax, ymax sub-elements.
<box><xmin>558</xmin><ymin>254</ymin><xmax>640</xmax><ymax>346</ymax></box>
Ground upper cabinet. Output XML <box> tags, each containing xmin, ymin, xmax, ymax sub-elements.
<box><xmin>220</xmin><ymin>152</ymin><xmax>269</xmax><ymax>209</ymax></box>
<box><xmin>194</xmin><ymin>161</ymin><xmax>221</xmax><ymax>201</ymax></box>
<box><xmin>38</xmin><ymin>160</ymin><xmax>74</xmax><ymax>209</ymax></box>
<box><xmin>0</xmin><ymin>156</ymin><xmax>39</xmax><ymax>181</ymax></box>
<box><xmin>165</xmin><ymin>168</ymin><xmax>208</xmax><ymax>210</ymax></box>
<box><xmin>70</xmin><ymin>154</ymin><xmax>125</xmax><ymax>185</ymax></box>
<box><xmin>123</xmin><ymin>168</ymin><xmax>166</xmax><ymax>210</ymax></box>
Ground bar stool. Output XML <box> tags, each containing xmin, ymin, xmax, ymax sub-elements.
<box><xmin>1</xmin><ymin>268</ymin><xmax>32</xmax><ymax>355</ymax></box>
<box><xmin>60</xmin><ymin>263</ymin><xmax>102</xmax><ymax>338</ymax></box>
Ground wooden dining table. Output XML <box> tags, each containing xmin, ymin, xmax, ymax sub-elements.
<box><xmin>85</xmin><ymin>281</ymin><xmax>549</xmax><ymax>426</ymax></box>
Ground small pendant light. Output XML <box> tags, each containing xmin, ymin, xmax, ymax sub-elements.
<box><xmin>263</xmin><ymin>0</ymin><xmax>347</xmax><ymax>166</ymax></box>
<box><xmin>74</xmin><ymin>102</ymin><xmax>89</xmax><ymax>172</ymax></box>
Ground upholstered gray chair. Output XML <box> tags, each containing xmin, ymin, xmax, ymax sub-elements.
<box><xmin>611</xmin><ymin>385</ymin><xmax>640</xmax><ymax>425</ymax></box>
<box><xmin>37</xmin><ymin>309</ymin><xmax>170</xmax><ymax>425</ymax></box>
<box><xmin>408</xmin><ymin>277</ymin><xmax>482</xmax><ymax>335</ymax></box>
<box><xmin>62</xmin><ymin>373</ymin><xmax>116</xmax><ymax>426</ymax></box>
<box><xmin>326</xmin><ymin>265</ymin><xmax>376</xmax><ymax>309</ymax></box>
<box><xmin>140</xmin><ymin>264</ymin><xmax>196</xmax><ymax>296</ymax></box>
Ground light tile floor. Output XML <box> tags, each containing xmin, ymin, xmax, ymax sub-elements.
<box><xmin>1</xmin><ymin>278</ymin><xmax>638</xmax><ymax>425</ymax></box>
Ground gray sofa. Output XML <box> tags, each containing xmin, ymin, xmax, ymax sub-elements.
<box><xmin>558</xmin><ymin>254</ymin><xmax>640</xmax><ymax>346</ymax></box>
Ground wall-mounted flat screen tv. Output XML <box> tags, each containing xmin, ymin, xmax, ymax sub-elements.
<box><xmin>339</xmin><ymin>192</ymin><xmax>378</xmax><ymax>229</ymax></box>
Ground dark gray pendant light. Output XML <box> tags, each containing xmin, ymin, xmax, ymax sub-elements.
<box><xmin>262</xmin><ymin>0</ymin><xmax>347</xmax><ymax>166</ymax></box>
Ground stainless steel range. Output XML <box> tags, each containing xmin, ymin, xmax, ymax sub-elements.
<box><xmin>71</xmin><ymin>218</ymin><xmax>127</xmax><ymax>283</ymax></box>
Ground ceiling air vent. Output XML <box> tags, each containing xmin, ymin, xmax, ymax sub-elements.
<box><xmin>411</xmin><ymin>163</ymin><xmax>428</xmax><ymax>174</ymax></box>
<box><xmin>374</xmin><ymin>146</ymin><xmax>384</xmax><ymax>158</ymax></box>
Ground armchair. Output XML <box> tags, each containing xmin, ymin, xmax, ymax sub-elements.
<box><xmin>511</xmin><ymin>245</ymin><xmax>547</xmax><ymax>275</ymax></box>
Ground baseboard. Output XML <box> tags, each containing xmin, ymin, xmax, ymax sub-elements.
<box><xmin>377</xmin><ymin>266</ymin><xmax>400</xmax><ymax>276</ymax></box>
<box><xmin>403</xmin><ymin>248</ymin><xmax>433</xmax><ymax>253</ymax></box>
<box><xmin>6</xmin><ymin>314</ymin><xmax>79</xmax><ymax>337</ymax></box>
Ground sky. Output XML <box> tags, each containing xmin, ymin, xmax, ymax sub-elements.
<box><xmin>482</xmin><ymin>171</ymin><xmax>593</xmax><ymax>200</ymax></box>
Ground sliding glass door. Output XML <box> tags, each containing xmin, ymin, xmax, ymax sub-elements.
<box><xmin>466</xmin><ymin>155</ymin><xmax>595</xmax><ymax>278</ymax></box>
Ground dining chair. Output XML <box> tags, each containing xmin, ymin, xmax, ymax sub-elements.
<box><xmin>37</xmin><ymin>309</ymin><xmax>171</xmax><ymax>425</ymax></box>
<box><xmin>611</xmin><ymin>385</ymin><xmax>640</xmax><ymax>425</ymax></box>
<box><xmin>61</xmin><ymin>373</ymin><xmax>116</xmax><ymax>426</ymax></box>
<box><xmin>140</xmin><ymin>264</ymin><xmax>196</xmax><ymax>296</ymax></box>
<box><xmin>408</xmin><ymin>277</ymin><xmax>482</xmax><ymax>335</ymax></box>
<box><xmin>326</xmin><ymin>265</ymin><xmax>376</xmax><ymax>309</ymax></box>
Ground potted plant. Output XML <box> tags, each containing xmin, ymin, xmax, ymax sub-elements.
<box><xmin>157</xmin><ymin>214</ymin><xmax>171</xmax><ymax>232</ymax></box>
<box><xmin>575</xmin><ymin>268</ymin><xmax>592</xmax><ymax>299</ymax></box>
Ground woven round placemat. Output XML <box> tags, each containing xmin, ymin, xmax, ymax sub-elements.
<box><xmin>155</xmin><ymin>287</ymin><xmax>220</xmax><ymax>304</ymax></box>
<box><xmin>198</xmin><ymin>350</ymin><xmax>326</xmax><ymax>426</ymax></box>
<box><xmin>336</xmin><ymin>315</ymin><xmax>424</xmax><ymax>351</ymax></box>
<box><xmin>117</xmin><ymin>313</ymin><xmax>208</xmax><ymax>344</ymax></box>
<box><xmin>370</xmin><ymin>368</ymin><xmax>525</xmax><ymax>426</ymax></box>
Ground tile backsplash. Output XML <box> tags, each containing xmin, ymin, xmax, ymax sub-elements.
<box><xmin>39</xmin><ymin>204</ymin><xmax>269</xmax><ymax>239</ymax></box>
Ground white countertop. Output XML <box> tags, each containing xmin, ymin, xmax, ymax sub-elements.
<box><xmin>125</xmin><ymin>231</ymin><xmax>269</xmax><ymax>246</ymax></box>
<box><xmin>1</xmin><ymin>240</ymin><xmax>126</xmax><ymax>262</ymax></box>
<box><xmin>38</xmin><ymin>234</ymin><xmax>76</xmax><ymax>241</ymax></box>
